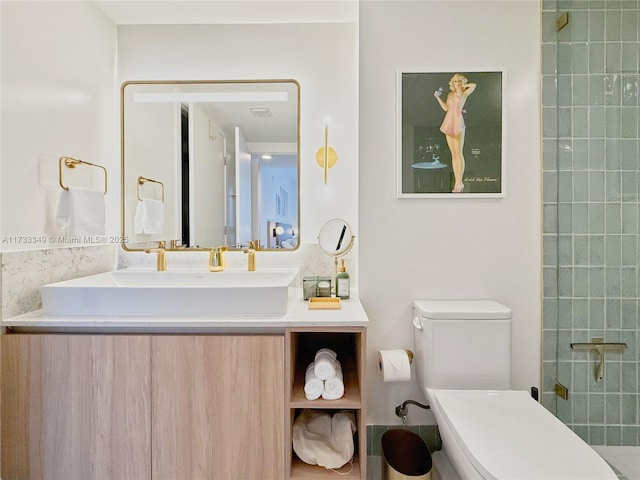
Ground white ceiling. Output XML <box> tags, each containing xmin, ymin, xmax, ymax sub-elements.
<box><xmin>93</xmin><ymin>0</ymin><xmax>358</xmax><ymax>25</ymax></box>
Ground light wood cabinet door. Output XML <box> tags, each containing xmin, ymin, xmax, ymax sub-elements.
<box><xmin>1</xmin><ymin>335</ymin><xmax>151</xmax><ymax>480</ymax></box>
<box><xmin>152</xmin><ymin>335</ymin><xmax>285</xmax><ymax>480</ymax></box>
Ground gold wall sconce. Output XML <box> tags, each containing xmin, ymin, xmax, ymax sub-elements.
<box><xmin>315</xmin><ymin>115</ymin><xmax>337</xmax><ymax>184</ymax></box>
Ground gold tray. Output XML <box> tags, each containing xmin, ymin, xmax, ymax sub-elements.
<box><xmin>308</xmin><ymin>297</ymin><xmax>342</xmax><ymax>310</ymax></box>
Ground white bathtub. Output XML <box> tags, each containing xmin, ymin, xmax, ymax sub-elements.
<box><xmin>593</xmin><ymin>446</ymin><xmax>640</xmax><ymax>480</ymax></box>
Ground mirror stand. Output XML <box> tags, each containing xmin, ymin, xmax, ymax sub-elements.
<box><xmin>318</xmin><ymin>219</ymin><xmax>355</xmax><ymax>276</ymax></box>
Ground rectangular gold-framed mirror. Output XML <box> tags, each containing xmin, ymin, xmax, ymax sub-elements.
<box><xmin>121</xmin><ymin>79</ymin><xmax>300</xmax><ymax>251</ymax></box>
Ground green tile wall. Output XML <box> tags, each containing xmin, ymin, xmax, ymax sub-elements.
<box><xmin>542</xmin><ymin>0</ymin><xmax>640</xmax><ymax>446</ymax></box>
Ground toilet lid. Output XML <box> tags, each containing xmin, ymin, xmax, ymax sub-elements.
<box><xmin>413</xmin><ymin>300</ymin><xmax>512</xmax><ymax>319</ymax></box>
<box><xmin>432</xmin><ymin>389</ymin><xmax>617</xmax><ymax>480</ymax></box>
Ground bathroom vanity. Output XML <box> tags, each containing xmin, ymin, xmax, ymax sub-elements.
<box><xmin>1</xmin><ymin>289</ymin><xmax>368</xmax><ymax>480</ymax></box>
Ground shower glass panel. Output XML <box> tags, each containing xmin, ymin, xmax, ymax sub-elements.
<box><xmin>542</xmin><ymin>0</ymin><xmax>639</xmax><ymax>448</ymax></box>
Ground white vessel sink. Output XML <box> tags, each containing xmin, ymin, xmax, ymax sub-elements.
<box><xmin>41</xmin><ymin>268</ymin><xmax>299</xmax><ymax>316</ymax></box>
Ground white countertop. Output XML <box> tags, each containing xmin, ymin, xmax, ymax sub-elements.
<box><xmin>2</xmin><ymin>288</ymin><xmax>368</xmax><ymax>333</ymax></box>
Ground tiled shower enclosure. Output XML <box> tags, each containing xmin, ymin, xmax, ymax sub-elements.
<box><xmin>542</xmin><ymin>0</ymin><xmax>640</xmax><ymax>446</ymax></box>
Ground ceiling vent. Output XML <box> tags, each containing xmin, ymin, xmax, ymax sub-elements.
<box><xmin>249</xmin><ymin>106</ymin><xmax>273</xmax><ymax>117</ymax></box>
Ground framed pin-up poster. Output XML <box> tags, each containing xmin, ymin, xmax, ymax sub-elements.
<box><xmin>396</xmin><ymin>70</ymin><xmax>505</xmax><ymax>198</ymax></box>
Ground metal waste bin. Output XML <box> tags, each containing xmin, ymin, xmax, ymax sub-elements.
<box><xmin>381</xmin><ymin>429</ymin><xmax>432</xmax><ymax>480</ymax></box>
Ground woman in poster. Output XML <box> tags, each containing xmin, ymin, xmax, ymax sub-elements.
<box><xmin>434</xmin><ymin>73</ymin><xmax>476</xmax><ymax>193</ymax></box>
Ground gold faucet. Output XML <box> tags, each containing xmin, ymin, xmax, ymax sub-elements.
<box><xmin>243</xmin><ymin>240</ymin><xmax>260</xmax><ymax>271</ymax></box>
<box><xmin>145</xmin><ymin>241</ymin><xmax>167</xmax><ymax>271</ymax></box>
<box><xmin>209</xmin><ymin>246</ymin><xmax>227</xmax><ymax>272</ymax></box>
<box><xmin>243</xmin><ymin>247</ymin><xmax>256</xmax><ymax>271</ymax></box>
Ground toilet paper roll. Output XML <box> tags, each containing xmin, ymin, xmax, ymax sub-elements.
<box><xmin>378</xmin><ymin>349</ymin><xmax>411</xmax><ymax>382</ymax></box>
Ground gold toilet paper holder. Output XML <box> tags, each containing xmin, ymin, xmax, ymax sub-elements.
<box><xmin>406</xmin><ymin>350</ymin><xmax>414</xmax><ymax>363</ymax></box>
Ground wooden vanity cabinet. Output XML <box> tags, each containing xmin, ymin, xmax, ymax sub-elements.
<box><xmin>1</xmin><ymin>327</ymin><xmax>366</xmax><ymax>480</ymax></box>
<box><xmin>285</xmin><ymin>327</ymin><xmax>367</xmax><ymax>480</ymax></box>
<box><xmin>1</xmin><ymin>334</ymin><xmax>284</xmax><ymax>480</ymax></box>
<box><xmin>1</xmin><ymin>335</ymin><xmax>151</xmax><ymax>480</ymax></box>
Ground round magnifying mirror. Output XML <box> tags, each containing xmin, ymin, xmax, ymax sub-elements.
<box><xmin>318</xmin><ymin>219</ymin><xmax>354</xmax><ymax>257</ymax></box>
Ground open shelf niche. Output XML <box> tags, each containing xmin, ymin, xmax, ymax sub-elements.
<box><xmin>285</xmin><ymin>327</ymin><xmax>367</xmax><ymax>480</ymax></box>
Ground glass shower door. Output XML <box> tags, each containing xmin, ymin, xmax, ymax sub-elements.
<box><xmin>541</xmin><ymin>0</ymin><xmax>639</xmax><ymax>454</ymax></box>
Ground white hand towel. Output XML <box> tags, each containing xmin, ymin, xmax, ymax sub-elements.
<box><xmin>304</xmin><ymin>362</ymin><xmax>324</xmax><ymax>400</ymax></box>
<box><xmin>56</xmin><ymin>186</ymin><xmax>105</xmax><ymax>236</ymax></box>
<box><xmin>134</xmin><ymin>198</ymin><xmax>165</xmax><ymax>234</ymax></box>
<box><xmin>314</xmin><ymin>351</ymin><xmax>338</xmax><ymax>381</ymax></box>
<box><xmin>322</xmin><ymin>365</ymin><xmax>344</xmax><ymax>400</ymax></box>
<box><xmin>292</xmin><ymin>410</ymin><xmax>356</xmax><ymax>469</ymax></box>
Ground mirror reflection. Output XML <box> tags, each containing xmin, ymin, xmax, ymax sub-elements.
<box><xmin>121</xmin><ymin>80</ymin><xmax>300</xmax><ymax>251</ymax></box>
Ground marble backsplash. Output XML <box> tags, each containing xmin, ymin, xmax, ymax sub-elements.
<box><xmin>1</xmin><ymin>245</ymin><xmax>117</xmax><ymax>319</ymax></box>
<box><xmin>1</xmin><ymin>243</ymin><xmax>357</xmax><ymax>319</ymax></box>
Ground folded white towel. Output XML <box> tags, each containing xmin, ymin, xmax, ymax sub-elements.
<box><xmin>304</xmin><ymin>363</ymin><xmax>324</xmax><ymax>400</ymax></box>
<box><xmin>56</xmin><ymin>186</ymin><xmax>105</xmax><ymax>236</ymax></box>
<box><xmin>134</xmin><ymin>198</ymin><xmax>164</xmax><ymax>234</ymax></box>
<box><xmin>292</xmin><ymin>410</ymin><xmax>356</xmax><ymax>469</ymax></box>
<box><xmin>322</xmin><ymin>365</ymin><xmax>344</xmax><ymax>400</ymax></box>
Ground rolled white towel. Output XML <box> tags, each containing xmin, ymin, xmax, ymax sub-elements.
<box><xmin>304</xmin><ymin>363</ymin><xmax>324</xmax><ymax>400</ymax></box>
<box><xmin>314</xmin><ymin>352</ymin><xmax>338</xmax><ymax>381</ymax></box>
<box><xmin>322</xmin><ymin>365</ymin><xmax>344</xmax><ymax>400</ymax></box>
<box><xmin>314</xmin><ymin>349</ymin><xmax>338</xmax><ymax>380</ymax></box>
<box><xmin>315</xmin><ymin>348</ymin><xmax>337</xmax><ymax>361</ymax></box>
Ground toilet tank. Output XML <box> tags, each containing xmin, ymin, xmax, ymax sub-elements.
<box><xmin>413</xmin><ymin>300</ymin><xmax>512</xmax><ymax>391</ymax></box>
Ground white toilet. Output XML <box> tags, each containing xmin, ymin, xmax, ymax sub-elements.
<box><xmin>412</xmin><ymin>300</ymin><xmax>617</xmax><ymax>480</ymax></box>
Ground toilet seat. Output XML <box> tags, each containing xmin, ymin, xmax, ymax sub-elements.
<box><xmin>429</xmin><ymin>389</ymin><xmax>617</xmax><ymax>480</ymax></box>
